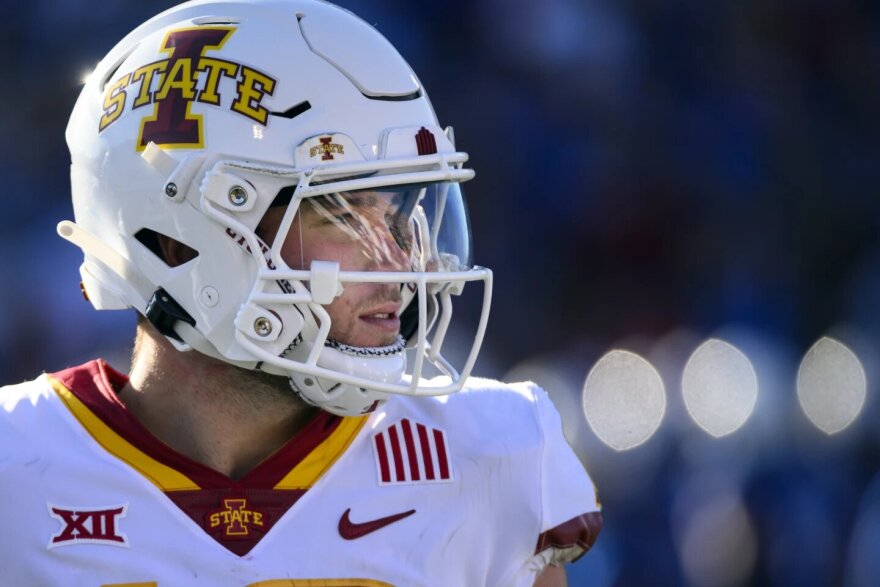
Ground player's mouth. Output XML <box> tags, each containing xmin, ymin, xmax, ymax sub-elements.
<box><xmin>359</xmin><ymin>302</ymin><xmax>401</xmax><ymax>333</ymax></box>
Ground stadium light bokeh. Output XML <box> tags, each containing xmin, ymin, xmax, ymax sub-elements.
<box><xmin>582</xmin><ymin>349</ymin><xmax>666</xmax><ymax>451</ymax></box>
<box><xmin>796</xmin><ymin>337</ymin><xmax>867</xmax><ymax>436</ymax></box>
<box><xmin>682</xmin><ymin>338</ymin><xmax>758</xmax><ymax>438</ymax></box>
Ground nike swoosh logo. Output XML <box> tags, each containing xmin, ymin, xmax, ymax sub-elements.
<box><xmin>338</xmin><ymin>507</ymin><xmax>416</xmax><ymax>540</ymax></box>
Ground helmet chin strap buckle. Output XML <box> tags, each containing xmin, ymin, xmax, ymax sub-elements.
<box><xmin>145</xmin><ymin>287</ymin><xmax>196</xmax><ymax>342</ymax></box>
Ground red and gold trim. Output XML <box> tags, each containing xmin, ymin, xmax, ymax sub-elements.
<box><xmin>50</xmin><ymin>360</ymin><xmax>369</xmax><ymax>556</ymax></box>
<box><xmin>50</xmin><ymin>376</ymin><xmax>199</xmax><ymax>491</ymax></box>
<box><xmin>274</xmin><ymin>415</ymin><xmax>367</xmax><ymax>490</ymax></box>
<box><xmin>49</xmin><ymin>361</ymin><xmax>367</xmax><ymax>491</ymax></box>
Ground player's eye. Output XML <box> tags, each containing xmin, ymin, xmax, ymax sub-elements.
<box><xmin>314</xmin><ymin>209</ymin><xmax>356</xmax><ymax>226</ymax></box>
<box><xmin>331</xmin><ymin>212</ymin><xmax>356</xmax><ymax>224</ymax></box>
<box><xmin>386</xmin><ymin>211</ymin><xmax>413</xmax><ymax>252</ymax></box>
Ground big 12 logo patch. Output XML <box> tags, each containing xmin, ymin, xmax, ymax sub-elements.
<box><xmin>47</xmin><ymin>503</ymin><xmax>128</xmax><ymax>548</ymax></box>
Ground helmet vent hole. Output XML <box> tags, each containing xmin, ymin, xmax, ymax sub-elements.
<box><xmin>364</xmin><ymin>90</ymin><xmax>422</xmax><ymax>102</ymax></box>
<box><xmin>271</xmin><ymin>100</ymin><xmax>312</xmax><ymax>120</ymax></box>
<box><xmin>100</xmin><ymin>45</ymin><xmax>138</xmax><ymax>92</ymax></box>
<box><xmin>135</xmin><ymin>229</ymin><xmax>199</xmax><ymax>267</ymax></box>
<box><xmin>191</xmin><ymin>16</ymin><xmax>241</xmax><ymax>25</ymax></box>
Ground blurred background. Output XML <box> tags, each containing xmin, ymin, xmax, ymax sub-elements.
<box><xmin>4</xmin><ymin>0</ymin><xmax>880</xmax><ymax>584</ymax></box>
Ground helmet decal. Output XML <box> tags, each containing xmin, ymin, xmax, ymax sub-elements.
<box><xmin>309</xmin><ymin>136</ymin><xmax>345</xmax><ymax>161</ymax></box>
<box><xmin>414</xmin><ymin>127</ymin><xmax>437</xmax><ymax>156</ymax></box>
<box><xmin>97</xmin><ymin>26</ymin><xmax>278</xmax><ymax>150</ymax></box>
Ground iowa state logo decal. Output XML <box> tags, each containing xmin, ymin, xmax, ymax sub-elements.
<box><xmin>98</xmin><ymin>26</ymin><xmax>277</xmax><ymax>151</ymax></box>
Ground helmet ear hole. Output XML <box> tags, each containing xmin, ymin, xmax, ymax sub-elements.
<box><xmin>134</xmin><ymin>229</ymin><xmax>199</xmax><ymax>267</ymax></box>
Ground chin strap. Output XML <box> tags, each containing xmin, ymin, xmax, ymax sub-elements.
<box><xmin>325</xmin><ymin>336</ymin><xmax>406</xmax><ymax>357</ymax></box>
<box><xmin>284</xmin><ymin>337</ymin><xmax>408</xmax><ymax>416</ymax></box>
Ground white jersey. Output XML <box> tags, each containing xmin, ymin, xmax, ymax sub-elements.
<box><xmin>0</xmin><ymin>360</ymin><xmax>601</xmax><ymax>587</ymax></box>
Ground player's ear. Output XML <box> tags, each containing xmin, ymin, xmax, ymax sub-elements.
<box><xmin>155</xmin><ymin>233</ymin><xmax>199</xmax><ymax>267</ymax></box>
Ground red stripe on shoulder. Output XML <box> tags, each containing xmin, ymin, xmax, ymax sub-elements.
<box><xmin>416</xmin><ymin>423</ymin><xmax>434</xmax><ymax>480</ymax></box>
<box><xmin>400</xmin><ymin>419</ymin><xmax>420</xmax><ymax>481</ymax></box>
<box><xmin>374</xmin><ymin>433</ymin><xmax>391</xmax><ymax>483</ymax></box>
<box><xmin>535</xmin><ymin>511</ymin><xmax>603</xmax><ymax>562</ymax></box>
<box><xmin>432</xmin><ymin>428</ymin><xmax>449</xmax><ymax>480</ymax></box>
<box><xmin>387</xmin><ymin>424</ymin><xmax>406</xmax><ymax>481</ymax></box>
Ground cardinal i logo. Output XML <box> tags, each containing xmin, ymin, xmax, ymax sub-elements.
<box><xmin>98</xmin><ymin>26</ymin><xmax>277</xmax><ymax>150</ymax></box>
<box><xmin>207</xmin><ymin>498</ymin><xmax>266</xmax><ymax>538</ymax></box>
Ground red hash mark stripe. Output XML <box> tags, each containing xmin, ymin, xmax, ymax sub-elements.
<box><xmin>373</xmin><ymin>419</ymin><xmax>452</xmax><ymax>484</ymax></box>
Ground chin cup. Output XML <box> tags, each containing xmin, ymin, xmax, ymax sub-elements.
<box><xmin>286</xmin><ymin>340</ymin><xmax>407</xmax><ymax>416</ymax></box>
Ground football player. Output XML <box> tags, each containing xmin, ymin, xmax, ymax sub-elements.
<box><xmin>0</xmin><ymin>1</ymin><xmax>601</xmax><ymax>585</ymax></box>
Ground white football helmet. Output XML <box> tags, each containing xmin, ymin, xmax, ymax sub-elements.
<box><xmin>60</xmin><ymin>0</ymin><xmax>492</xmax><ymax>416</ymax></box>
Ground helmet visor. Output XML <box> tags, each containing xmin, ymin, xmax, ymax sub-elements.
<box><xmin>278</xmin><ymin>181</ymin><xmax>473</xmax><ymax>274</ymax></box>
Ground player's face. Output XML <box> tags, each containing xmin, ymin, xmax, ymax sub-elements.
<box><xmin>259</xmin><ymin>190</ymin><xmax>416</xmax><ymax>347</ymax></box>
